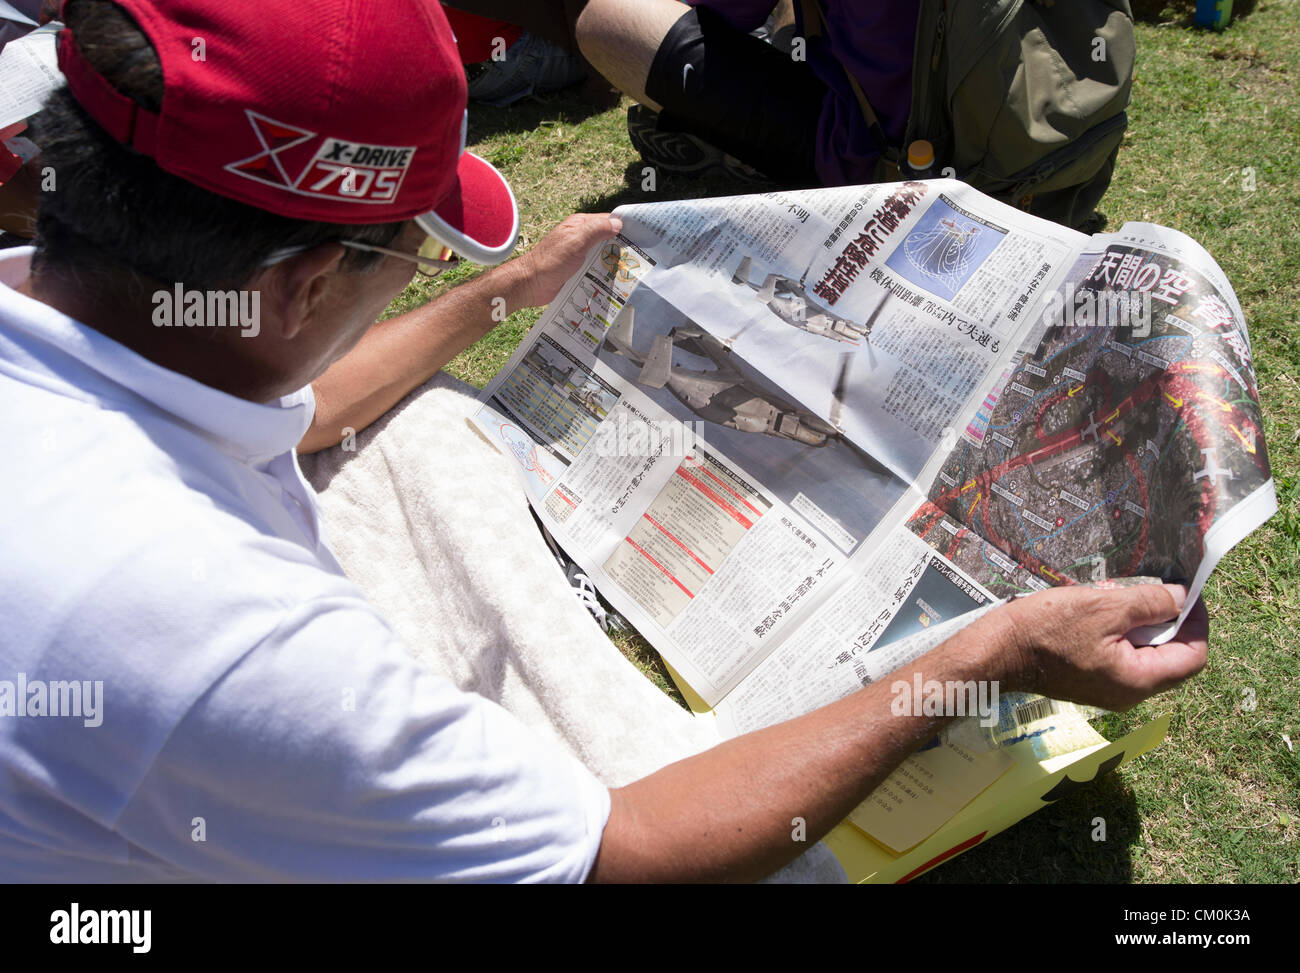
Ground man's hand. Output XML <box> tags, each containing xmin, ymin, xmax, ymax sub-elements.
<box><xmin>1001</xmin><ymin>583</ymin><xmax>1208</xmax><ymax>711</ymax></box>
<box><xmin>590</xmin><ymin>582</ymin><xmax>1210</xmax><ymax>882</ymax></box>
<box><xmin>509</xmin><ymin>213</ymin><xmax>622</xmax><ymax>311</ymax></box>
<box><xmin>302</xmin><ymin>212</ymin><xmax>622</xmax><ymax>453</ymax></box>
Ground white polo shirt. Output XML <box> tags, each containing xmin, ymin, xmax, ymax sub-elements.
<box><xmin>0</xmin><ymin>248</ymin><xmax>610</xmax><ymax>882</ymax></box>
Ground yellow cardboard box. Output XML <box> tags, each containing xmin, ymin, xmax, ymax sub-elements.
<box><xmin>665</xmin><ymin>662</ymin><xmax>1169</xmax><ymax>884</ymax></box>
<box><xmin>824</xmin><ymin>716</ymin><xmax>1170</xmax><ymax>883</ymax></box>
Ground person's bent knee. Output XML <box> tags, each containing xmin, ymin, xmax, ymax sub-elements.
<box><xmin>575</xmin><ymin>0</ymin><xmax>625</xmax><ymax>64</ymax></box>
<box><xmin>576</xmin><ymin>0</ymin><xmax>688</xmax><ymax>108</ymax></box>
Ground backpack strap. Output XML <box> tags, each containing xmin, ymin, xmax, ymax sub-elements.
<box><xmin>799</xmin><ymin>0</ymin><xmax>901</xmax><ymax>180</ymax></box>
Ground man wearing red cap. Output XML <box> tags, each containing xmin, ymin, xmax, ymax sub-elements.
<box><xmin>0</xmin><ymin>0</ymin><xmax>1208</xmax><ymax>883</ymax></box>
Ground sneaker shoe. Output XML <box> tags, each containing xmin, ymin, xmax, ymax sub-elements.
<box><xmin>466</xmin><ymin>31</ymin><xmax>587</xmax><ymax>107</ymax></box>
<box><xmin>627</xmin><ymin>103</ymin><xmax>770</xmax><ymax>185</ymax></box>
<box><xmin>532</xmin><ymin>511</ymin><xmax>629</xmax><ymax>634</ymax></box>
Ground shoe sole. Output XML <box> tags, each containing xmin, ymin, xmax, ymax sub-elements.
<box><xmin>627</xmin><ymin>105</ymin><xmax>771</xmax><ymax>185</ymax></box>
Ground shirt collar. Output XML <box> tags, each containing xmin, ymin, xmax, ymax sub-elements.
<box><xmin>0</xmin><ymin>247</ymin><xmax>314</xmax><ymax>463</ymax></box>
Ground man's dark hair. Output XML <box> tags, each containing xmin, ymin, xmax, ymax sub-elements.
<box><xmin>30</xmin><ymin>0</ymin><xmax>404</xmax><ymax>292</ymax></box>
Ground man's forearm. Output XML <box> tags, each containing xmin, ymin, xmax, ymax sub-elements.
<box><xmin>589</xmin><ymin>608</ymin><xmax>1020</xmax><ymax>883</ymax></box>
<box><xmin>300</xmin><ymin>261</ymin><xmax>529</xmax><ymax>454</ymax></box>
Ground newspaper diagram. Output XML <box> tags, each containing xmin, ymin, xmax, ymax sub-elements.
<box><xmin>470</xmin><ymin>180</ymin><xmax>1276</xmax><ymax>736</ymax></box>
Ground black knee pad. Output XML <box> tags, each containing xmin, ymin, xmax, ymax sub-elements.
<box><xmin>644</xmin><ymin>7</ymin><xmax>823</xmax><ymax>185</ymax></box>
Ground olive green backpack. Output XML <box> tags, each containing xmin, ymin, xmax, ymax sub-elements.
<box><xmin>802</xmin><ymin>0</ymin><xmax>1136</xmax><ymax>230</ymax></box>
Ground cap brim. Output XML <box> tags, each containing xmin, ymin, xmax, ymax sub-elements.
<box><xmin>415</xmin><ymin>151</ymin><xmax>519</xmax><ymax>266</ymax></box>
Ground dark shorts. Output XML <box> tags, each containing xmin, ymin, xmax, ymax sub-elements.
<box><xmin>643</xmin><ymin>7</ymin><xmax>825</xmax><ymax>186</ymax></box>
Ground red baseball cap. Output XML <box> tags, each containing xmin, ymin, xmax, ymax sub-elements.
<box><xmin>55</xmin><ymin>0</ymin><xmax>519</xmax><ymax>265</ymax></box>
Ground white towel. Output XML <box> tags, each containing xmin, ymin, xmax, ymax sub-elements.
<box><xmin>298</xmin><ymin>372</ymin><xmax>847</xmax><ymax>883</ymax></box>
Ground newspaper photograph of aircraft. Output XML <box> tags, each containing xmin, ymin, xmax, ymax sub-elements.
<box><xmin>1194</xmin><ymin>447</ymin><xmax>1234</xmax><ymax>484</ymax></box>
<box><xmin>567</xmin><ymin>378</ymin><xmax>616</xmax><ymax>421</ymax></box>
<box><xmin>594</xmin><ymin>289</ymin><xmax>905</xmax><ymax>547</ymax></box>
<box><xmin>731</xmin><ymin>255</ymin><xmax>871</xmax><ymax>345</ymax></box>
<box><xmin>604</xmin><ymin>303</ymin><xmax>840</xmax><ymax>447</ymax></box>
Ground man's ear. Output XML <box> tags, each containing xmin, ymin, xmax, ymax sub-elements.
<box><xmin>253</xmin><ymin>244</ymin><xmax>346</xmax><ymax>341</ymax></box>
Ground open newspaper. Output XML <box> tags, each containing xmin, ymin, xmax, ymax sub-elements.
<box><xmin>470</xmin><ymin>181</ymin><xmax>1276</xmax><ymax>754</ymax></box>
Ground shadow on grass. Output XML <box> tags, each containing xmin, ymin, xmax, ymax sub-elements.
<box><xmin>579</xmin><ymin>161</ymin><xmax>1112</xmax><ymax>239</ymax></box>
<box><xmin>578</xmin><ymin>160</ymin><xmax>778</xmax><ymax>214</ymax></box>
<box><xmin>914</xmin><ymin>764</ymin><xmax>1143</xmax><ymax>883</ymax></box>
<box><xmin>465</xmin><ymin>87</ymin><xmax>611</xmax><ymax>143</ymax></box>
<box><xmin>1131</xmin><ymin>0</ymin><xmax>1259</xmax><ymax>27</ymax></box>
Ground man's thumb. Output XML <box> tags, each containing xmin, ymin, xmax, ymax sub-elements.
<box><xmin>1120</xmin><ymin>582</ymin><xmax>1186</xmax><ymax>630</ymax></box>
<box><xmin>569</xmin><ymin>212</ymin><xmax>621</xmax><ymax>242</ymax></box>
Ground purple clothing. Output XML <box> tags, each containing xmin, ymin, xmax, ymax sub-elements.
<box><xmin>686</xmin><ymin>0</ymin><xmax>920</xmax><ymax>185</ymax></box>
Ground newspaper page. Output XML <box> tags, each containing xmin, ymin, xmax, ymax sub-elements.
<box><xmin>469</xmin><ymin>180</ymin><xmax>1276</xmax><ymax>717</ymax></box>
<box><xmin>473</xmin><ymin>181</ymin><xmax>1074</xmax><ymax>705</ymax></box>
<box><xmin>903</xmin><ymin>219</ymin><xmax>1277</xmax><ymax>645</ymax></box>
<box><xmin>715</xmin><ymin>213</ymin><xmax>1277</xmax><ymax>737</ymax></box>
<box><xmin>0</xmin><ymin>22</ymin><xmax>60</xmax><ymax>130</ymax></box>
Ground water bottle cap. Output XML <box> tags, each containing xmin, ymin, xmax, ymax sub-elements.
<box><xmin>907</xmin><ymin>139</ymin><xmax>935</xmax><ymax>170</ymax></box>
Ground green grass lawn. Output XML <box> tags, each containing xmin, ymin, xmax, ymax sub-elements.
<box><xmin>395</xmin><ymin>0</ymin><xmax>1299</xmax><ymax>882</ymax></box>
